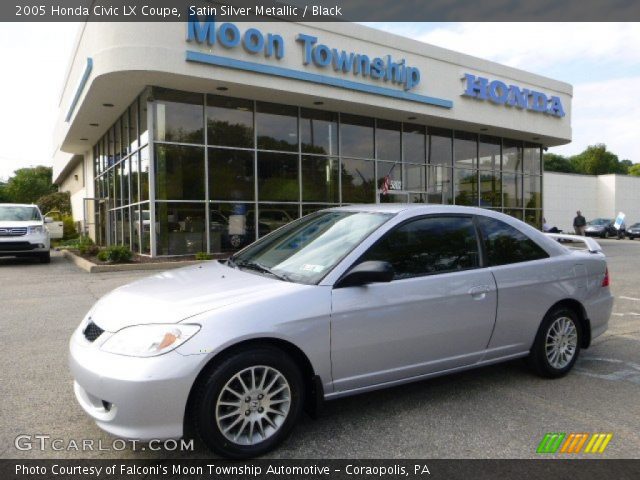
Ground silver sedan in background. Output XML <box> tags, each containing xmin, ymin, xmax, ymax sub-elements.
<box><xmin>69</xmin><ymin>205</ymin><xmax>613</xmax><ymax>458</ymax></box>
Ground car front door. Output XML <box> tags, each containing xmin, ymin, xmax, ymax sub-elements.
<box><xmin>330</xmin><ymin>215</ymin><xmax>498</xmax><ymax>393</ymax></box>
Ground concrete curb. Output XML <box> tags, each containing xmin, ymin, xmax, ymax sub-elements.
<box><xmin>61</xmin><ymin>249</ymin><xmax>210</xmax><ymax>273</ymax></box>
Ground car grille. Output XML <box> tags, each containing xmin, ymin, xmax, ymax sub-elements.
<box><xmin>83</xmin><ymin>321</ymin><xmax>104</xmax><ymax>342</ymax></box>
<box><xmin>0</xmin><ymin>227</ymin><xmax>27</xmax><ymax>237</ymax></box>
<box><xmin>0</xmin><ymin>241</ymin><xmax>34</xmax><ymax>251</ymax></box>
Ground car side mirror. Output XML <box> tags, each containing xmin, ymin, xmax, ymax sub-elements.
<box><xmin>44</xmin><ymin>217</ymin><xmax>53</xmax><ymax>223</ymax></box>
<box><xmin>336</xmin><ymin>261</ymin><xmax>394</xmax><ymax>288</ymax></box>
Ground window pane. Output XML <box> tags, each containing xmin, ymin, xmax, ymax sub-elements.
<box><xmin>361</xmin><ymin>216</ymin><xmax>480</xmax><ymax>279</ymax></box>
<box><xmin>153</xmin><ymin>89</ymin><xmax>204</xmax><ymax>144</ymax></box>
<box><xmin>121</xmin><ymin>157</ymin><xmax>130</xmax><ymax>206</ymax></box>
<box><xmin>114</xmin><ymin>162</ymin><xmax>122</xmax><ymax>207</ymax></box>
<box><xmin>429</xmin><ymin>127</ymin><xmax>452</xmax><ymax>166</ymax></box>
<box><xmin>378</xmin><ymin>161</ymin><xmax>402</xmax><ymax>192</ymax></box>
<box><xmin>502</xmin><ymin>139</ymin><xmax>523</xmax><ymax>172</ymax></box>
<box><xmin>207</xmin><ymin>95</ymin><xmax>254</xmax><ymax>148</ymax></box>
<box><xmin>477</xmin><ymin>215</ymin><xmax>548</xmax><ymax>266</ymax></box>
<box><xmin>257</xmin><ymin>152</ymin><xmax>299</xmax><ymax>202</ymax></box>
<box><xmin>524</xmin><ymin>143</ymin><xmax>541</xmax><ymax>175</ymax></box>
<box><xmin>376</xmin><ymin>120</ymin><xmax>401</xmax><ymax>161</ymax></box>
<box><xmin>130</xmin><ymin>152</ymin><xmax>140</xmax><ymax>204</ymax></box>
<box><xmin>208</xmin><ymin>148</ymin><xmax>254</xmax><ymax>201</ymax></box>
<box><xmin>129</xmin><ymin>100</ymin><xmax>139</xmax><ymax>152</ymax></box>
<box><xmin>302</xmin><ymin>204</ymin><xmax>334</xmax><ymax>216</ymax></box>
<box><xmin>121</xmin><ymin>113</ymin><xmax>129</xmax><ymax>158</ymax></box>
<box><xmin>156</xmin><ymin>202</ymin><xmax>206</xmax><ymax>255</ymax></box>
<box><xmin>209</xmin><ymin>202</ymin><xmax>252</xmax><ymax>252</ymax></box>
<box><xmin>524</xmin><ymin>175</ymin><xmax>541</xmax><ymax>209</ymax></box>
<box><xmin>154</xmin><ymin>145</ymin><xmax>205</xmax><ymax>200</ymax></box>
<box><xmin>341</xmin><ymin>158</ymin><xmax>375</xmax><ymax>203</ymax></box>
<box><xmin>403</xmin><ymin>123</ymin><xmax>426</xmax><ymax>164</ymax></box>
<box><xmin>405</xmin><ymin>164</ymin><xmax>426</xmax><ymax>191</ymax></box>
<box><xmin>256</xmin><ymin>203</ymin><xmax>300</xmax><ymax>238</ymax></box>
<box><xmin>139</xmin><ymin>147</ymin><xmax>150</xmax><ymax>202</ymax></box>
<box><xmin>427</xmin><ymin>165</ymin><xmax>453</xmax><ymax>204</ymax></box>
<box><xmin>480</xmin><ymin>171</ymin><xmax>501</xmax><ymax>208</ymax></box>
<box><xmin>300</xmin><ymin>108</ymin><xmax>338</xmax><ymax>155</ymax></box>
<box><xmin>302</xmin><ymin>156</ymin><xmax>339</xmax><ymax>203</ymax></box>
<box><xmin>140</xmin><ymin>97</ymin><xmax>149</xmax><ymax>146</ymax></box>
<box><xmin>504</xmin><ymin>209</ymin><xmax>524</xmax><ymax>221</ymax></box>
<box><xmin>139</xmin><ymin>203</ymin><xmax>151</xmax><ymax>254</ymax></box>
<box><xmin>256</xmin><ymin>102</ymin><xmax>298</xmax><ymax>151</ymax></box>
<box><xmin>502</xmin><ymin>172</ymin><xmax>522</xmax><ymax>208</ymax></box>
<box><xmin>525</xmin><ymin>209</ymin><xmax>542</xmax><ymax>229</ymax></box>
<box><xmin>454</xmin><ymin>169</ymin><xmax>478</xmax><ymax>206</ymax></box>
<box><xmin>114</xmin><ymin>119</ymin><xmax>122</xmax><ymax>163</ymax></box>
<box><xmin>107</xmin><ymin>127</ymin><xmax>115</xmax><ymax>168</ymax></box>
<box><xmin>122</xmin><ymin>207</ymin><xmax>131</xmax><ymax>249</ymax></box>
<box><xmin>454</xmin><ymin>131</ymin><xmax>477</xmax><ymax>169</ymax></box>
<box><xmin>479</xmin><ymin>135</ymin><xmax>500</xmax><ymax>170</ymax></box>
<box><xmin>341</xmin><ymin>114</ymin><xmax>374</xmax><ymax>158</ymax></box>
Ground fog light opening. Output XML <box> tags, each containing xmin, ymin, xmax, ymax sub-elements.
<box><xmin>102</xmin><ymin>400</ymin><xmax>112</xmax><ymax>412</ymax></box>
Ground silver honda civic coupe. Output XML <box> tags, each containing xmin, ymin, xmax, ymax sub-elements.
<box><xmin>69</xmin><ymin>205</ymin><xmax>613</xmax><ymax>458</ymax></box>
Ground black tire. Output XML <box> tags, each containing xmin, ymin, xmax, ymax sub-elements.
<box><xmin>190</xmin><ymin>346</ymin><xmax>304</xmax><ymax>459</ymax></box>
<box><xmin>38</xmin><ymin>252</ymin><xmax>51</xmax><ymax>264</ymax></box>
<box><xmin>527</xmin><ymin>307</ymin><xmax>582</xmax><ymax>378</ymax></box>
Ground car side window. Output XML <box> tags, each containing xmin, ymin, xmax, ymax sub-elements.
<box><xmin>476</xmin><ymin>216</ymin><xmax>549</xmax><ymax>266</ymax></box>
<box><xmin>360</xmin><ymin>216</ymin><xmax>480</xmax><ymax>280</ymax></box>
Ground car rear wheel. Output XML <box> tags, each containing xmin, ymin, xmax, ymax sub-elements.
<box><xmin>527</xmin><ymin>307</ymin><xmax>582</xmax><ymax>378</ymax></box>
<box><xmin>191</xmin><ymin>346</ymin><xmax>304</xmax><ymax>458</ymax></box>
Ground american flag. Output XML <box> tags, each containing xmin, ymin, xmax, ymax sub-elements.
<box><xmin>381</xmin><ymin>175</ymin><xmax>391</xmax><ymax>195</ymax></box>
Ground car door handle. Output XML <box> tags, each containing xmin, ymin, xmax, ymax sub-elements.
<box><xmin>468</xmin><ymin>285</ymin><xmax>492</xmax><ymax>299</ymax></box>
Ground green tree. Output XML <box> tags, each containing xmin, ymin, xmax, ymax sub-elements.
<box><xmin>543</xmin><ymin>153</ymin><xmax>574</xmax><ymax>173</ymax></box>
<box><xmin>629</xmin><ymin>163</ymin><xmax>640</xmax><ymax>177</ymax></box>
<box><xmin>36</xmin><ymin>191</ymin><xmax>72</xmax><ymax>215</ymax></box>
<box><xmin>619</xmin><ymin>159</ymin><xmax>633</xmax><ymax>174</ymax></box>
<box><xmin>569</xmin><ymin>144</ymin><xmax>623</xmax><ymax>175</ymax></box>
<box><xmin>0</xmin><ymin>181</ymin><xmax>10</xmax><ymax>202</ymax></box>
<box><xmin>4</xmin><ymin>166</ymin><xmax>56</xmax><ymax>204</ymax></box>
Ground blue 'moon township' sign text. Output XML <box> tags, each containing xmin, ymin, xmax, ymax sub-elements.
<box><xmin>186</xmin><ymin>16</ymin><xmax>421</xmax><ymax>92</ymax></box>
<box><xmin>462</xmin><ymin>73</ymin><xmax>565</xmax><ymax>117</ymax></box>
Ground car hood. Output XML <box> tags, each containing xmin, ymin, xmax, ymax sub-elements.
<box><xmin>88</xmin><ymin>261</ymin><xmax>309</xmax><ymax>332</ymax></box>
<box><xmin>0</xmin><ymin>221</ymin><xmax>42</xmax><ymax>228</ymax></box>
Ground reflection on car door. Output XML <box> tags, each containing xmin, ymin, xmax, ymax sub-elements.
<box><xmin>330</xmin><ymin>216</ymin><xmax>498</xmax><ymax>393</ymax></box>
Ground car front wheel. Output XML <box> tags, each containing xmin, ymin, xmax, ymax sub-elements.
<box><xmin>191</xmin><ymin>346</ymin><xmax>304</xmax><ymax>458</ymax></box>
<box><xmin>528</xmin><ymin>308</ymin><xmax>582</xmax><ymax>378</ymax></box>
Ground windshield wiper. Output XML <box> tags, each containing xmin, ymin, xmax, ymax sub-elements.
<box><xmin>235</xmin><ymin>260</ymin><xmax>291</xmax><ymax>282</ymax></box>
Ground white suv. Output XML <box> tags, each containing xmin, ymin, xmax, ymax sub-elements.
<box><xmin>0</xmin><ymin>203</ymin><xmax>51</xmax><ymax>263</ymax></box>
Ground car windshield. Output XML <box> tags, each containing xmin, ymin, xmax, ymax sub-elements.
<box><xmin>0</xmin><ymin>205</ymin><xmax>41</xmax><ymax>221</ymax></box>
<box><xmin>631</xmin><ymin>223</ymin><xmax>640</xmax><ymax>228</ymax></box>
<box><xmin>588</xmin><ymin>218</ymin><xmax>610</xmax><ymax>225</ymax></box>
<box><xmin>230</xmin><ymin>211</ymin><xmax>392</xmax><ymax>284</ymax></box>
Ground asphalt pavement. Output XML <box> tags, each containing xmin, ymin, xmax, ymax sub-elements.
<box><xmin>0</xmin><ymin>239</ymin><xmax>638</xmax><ymax>459</ymax></box>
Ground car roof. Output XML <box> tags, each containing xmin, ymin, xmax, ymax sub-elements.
<box><xmin>0</xmin><ymin>203</ymin><xmax>38</xmax><ymax>208</ymax></box>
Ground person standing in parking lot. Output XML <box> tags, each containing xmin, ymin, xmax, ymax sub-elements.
<box><xmin>573</xmin><ymin>211</ymin><xmax>586</xmax><ymax>236</ymax></box>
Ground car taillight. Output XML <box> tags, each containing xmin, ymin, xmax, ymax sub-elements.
<box><xmin>602</xmin><ymin>267</ymin><xmax>610</xmax><ymax>287</ymax></box>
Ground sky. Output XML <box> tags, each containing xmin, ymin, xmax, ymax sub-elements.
<box><xmin>0</xmin><ymin>22</ymin><xmax>638</xmax><ymax>181</ymax></box>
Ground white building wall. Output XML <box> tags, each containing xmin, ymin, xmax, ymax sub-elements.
<box><xmin>544</xmin><ymin>172</ymin><xmax>640</xmax><ymax>232</ymax></box>
<box><xmin>543</xmin><ymin>172</ymin><xmax>598</xmax><ymax>232</ymax></box>
<box><xmin>613</xmin><ymin>175</ymin><xmax>640</xmax><ymax>225</ymax></box>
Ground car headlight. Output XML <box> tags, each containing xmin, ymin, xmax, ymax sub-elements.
<box><xmin>29</xmin><ymin>226</ymin><xmax>44</xmax><ymax>234</ymax></box>
<box><xmin>100</xmin><ymin>324</ymin><xmax>200</xmax><ymax>357</ymax></box>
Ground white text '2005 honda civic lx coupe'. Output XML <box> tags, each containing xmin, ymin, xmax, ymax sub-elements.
<box><xmin>69</xmin><ymin>205</ymin><xmax>613</xmax><ymax>458</ymax></box>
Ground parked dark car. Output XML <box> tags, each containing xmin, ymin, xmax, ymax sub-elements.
<box><xmin>584</xmin><ymin>218</ymin><xmax>617</xmax><ymax>238</ymax></box>
<box><xmin>626</xmin><ymin>223</ymin><xmax>640</xmax><ymax>240</ymax></box>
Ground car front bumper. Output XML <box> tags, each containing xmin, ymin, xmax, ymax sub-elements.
<box><xmin>0</xmin><ymin>232</ymin><xmax>49</xmax><ymax>255</ymax></box>
<box><xmin>69</xmin><ymin>327</ymin><xmax>207</xmax><ymax>441</ymax></box>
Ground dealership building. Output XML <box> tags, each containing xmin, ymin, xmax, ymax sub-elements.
<box><xmin>52</xmin><ymin>20</ymin><xmax>573</xmax><ymax>256</ymax></box>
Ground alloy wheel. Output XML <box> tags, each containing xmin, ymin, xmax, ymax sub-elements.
<box><xmin>545</xmin><ymin>316</ymin><xmax>578</xmax><ymax>369</ymax></box>
<box><xmin>215</xmin><ymin>365</ymin><xmax>291</xmax><ymax>446</ymax></box>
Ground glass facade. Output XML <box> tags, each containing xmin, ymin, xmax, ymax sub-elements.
<box><xmin>93</xmin><ymin>87</ymin><xmax>543</xmax><ymax>256</ymax></box>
